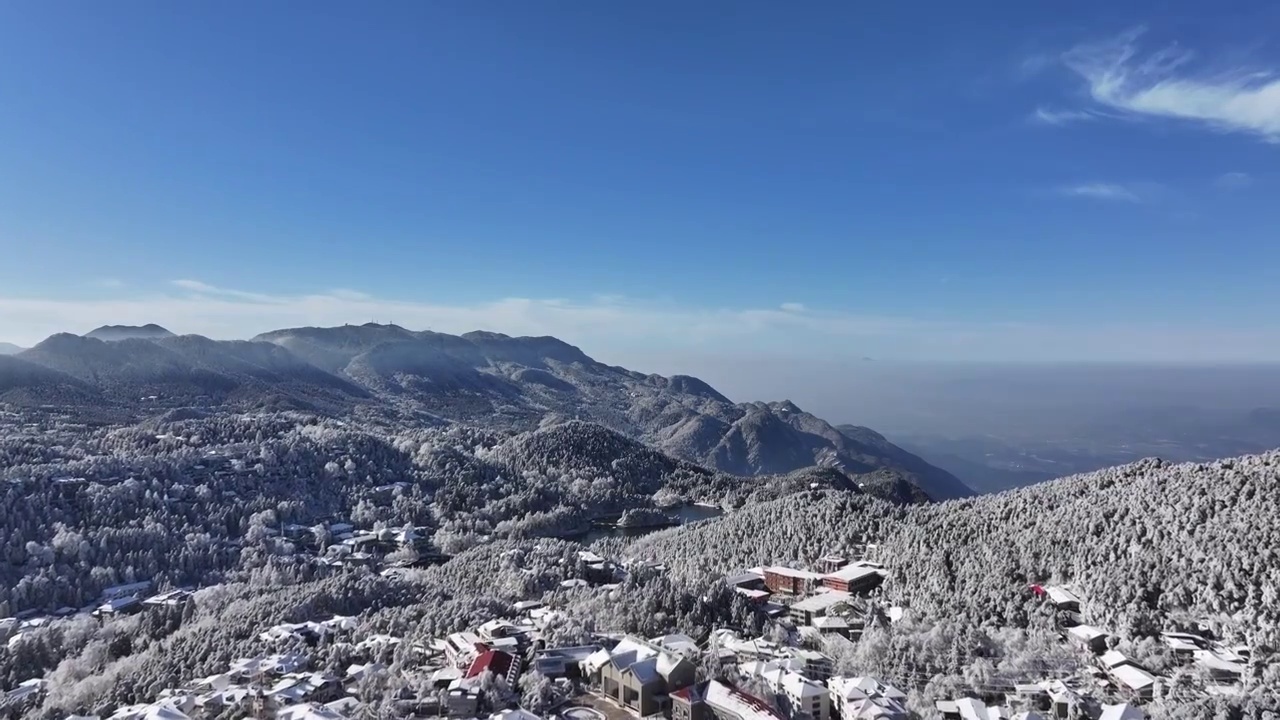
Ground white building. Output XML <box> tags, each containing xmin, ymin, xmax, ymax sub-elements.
<box><xmin>739</xmin><ymin>661</ymin><xmax>830</xmax><ymax>720</ymax></box>
<box><xmin>828</xmin><ymin>676</ymin><xmax>907</xmax><ymax>720</ymax></box>
<box><xmin>444</xmin><ymin>632</ymin><xmax>485</xmax><ymax>667</ymax></box>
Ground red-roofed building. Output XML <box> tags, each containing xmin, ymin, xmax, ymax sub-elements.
<box><xmin>466</xmin><ymin>648</ymin><xmax>522</xmax><ymax>686</ymax></box>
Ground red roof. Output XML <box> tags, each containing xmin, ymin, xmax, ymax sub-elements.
<box><xmin>466</xmin><ymin>649</ymin><xmax>516</xmax><ymax>679</ymax></box>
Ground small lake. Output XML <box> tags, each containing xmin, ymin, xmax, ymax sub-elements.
<box><xmin>571</xmin><ymin>503</ymin><xmax>724</xmax><ymax>543</ymax></box>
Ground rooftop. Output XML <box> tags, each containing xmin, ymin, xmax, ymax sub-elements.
<box><xmin>1045</xmin><ymin>586</ymin><xmax>1082</xmax><ymax>606</ymax></box>
<box><xmin>790</xmin><ymin>591</ymin><xmax>853</xmax><ymax>613</ymax></box>
<box><xmin>824</xmin><ymin>565</ymin><xmax>881</xmax><ymax>583</ymax></box>
<box><xmin>1067</xmin><ymin>625</ymin><xmax>1106</xmax><ymax>642</ymax></box>
<box><xmin>705</xmin><ymin>680</ymin><xmax>784</xmax><ymax>720</ymax></box>
<box><xmin>1109</xmin><ymin>665</ymin><xmax>1157</xmax><ymax>691</ymax></box>
<box><xmin>764</xmin><ymin>566</ymin><xmax>825</xmax><ymax>581</ymax></box>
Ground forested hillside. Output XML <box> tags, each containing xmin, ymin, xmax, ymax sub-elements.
<box><xmin>0</xmin><ymin>411</ymin><xmax>873</xmax><ymax>618</ymax></box>
<box><xmin>0</xmin><ymin>324</ymin><xmax>970</xmax><ymax>498</ymax></box>
<box><xmin>613</xmin><ymin>452</ymin><xmax>1280</xmax><ymax>713</ymax></box>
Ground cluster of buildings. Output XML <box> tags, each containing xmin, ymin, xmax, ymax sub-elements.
<box><xmin>1035</xmin><ymin>585</ymin><xmax>1250</xmax><ymax>703</ymax></box>
<box><xmin>576</xmin><ymin>624</ymin><xmax>908</xmax><ymax>720</ymax></box>
<box><xmin>3</xmin><ymin>596</ymin><xmax>591</xmax><ymax>720</ymax></box>
<box><xmin>721</xmin><ymin>556</ymin><xmax>891</xmax><ymax>645</ymax></box>
<box><xmin>1</xmin><ymin>505</ymin><xmax>1260</xmax><ymax>720</ymax></box>
<box><xmin>2</xmin><ymin>580</ymin><xmax>196</xmax><ymax>654</ymax></box>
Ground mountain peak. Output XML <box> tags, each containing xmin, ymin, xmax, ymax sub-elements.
<box><xmin>84</xmin><ymin>324</ymin><xmax>175</xmax><ymax>342</ymax></box>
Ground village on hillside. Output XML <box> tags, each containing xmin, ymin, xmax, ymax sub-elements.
<box><xmin>2</xmin><ymin>535</ymin><xmax>1251</xmax><ymax>720</ymax></box>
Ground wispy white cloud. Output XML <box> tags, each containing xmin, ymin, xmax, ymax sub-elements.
<box><xmin>1057</xmin><ymin>183</ymin><xmax>1143</xmax><ymax>202</ymax></box>
<box><xmin>1215</xmin><ymin>171</ymin><xmax>1253</xmax><ymax>189</ymax></box>
<box><xmin>1052</xmin><ymin>27</ymin><xmax>1280</xmax><ymax>142</ymax></box>
<box><xmin>0</xmin><ymin>281</ymin><xmax>1278</xmax><ymax>362</ymax></box>
<box><xmin>1016</xmin><ymin>53</ymin><xmax>1058</xmax><ymax>81</ymax></box>
<box><xmin>1031</xmin><ymin>106</ymin><xmax>1097</xmax><ymax>126</ymax></box>
<box><xmin>171</xmin><ymin>278</ymin><xmax>283</xmax><ymax>303</ymax></box>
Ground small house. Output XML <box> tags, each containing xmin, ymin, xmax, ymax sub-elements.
<box><xmin>1065</xmin><ymin>625</ymin><xmax>1108</xmax><ymax>654</ymax></box>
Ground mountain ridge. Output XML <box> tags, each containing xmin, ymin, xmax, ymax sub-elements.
<box><xmin>84</xmin><ymin>323</ymin><xmax>176</xmax><ymax>341</ymax></box>
<box><xmin>0</xmin><ymin>323</ymin><xmax>973</xmax><ymax>499</ymax></box>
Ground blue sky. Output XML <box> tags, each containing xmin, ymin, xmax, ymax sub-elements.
<box><xmin>2</xmin><ymin>1</ymin><xmax>1280</xmax><ymax>362</ymax></box>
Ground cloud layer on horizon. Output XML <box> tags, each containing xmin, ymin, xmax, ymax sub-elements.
<box><xmin>0</xmin><ymin>280</ymin><xmax>1277</xmax><ymax>364</ymax></box>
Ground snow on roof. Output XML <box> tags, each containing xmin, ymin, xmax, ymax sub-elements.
<box><xmin>829</xmin><ymin>676</ymin><xmax>905</xmax><ymax>703</ymax></box>
<box><xmin>108</xmin><ymin>701</ymin><xmax>192</xmax><ymax>720</ymax></box>
<box><xmin>446</xmin><ymin>632</ymin><xmax>483</xmax><ymax>649</ymax></box>
<box><xmin>847</xmin><ymin>696</ymin><xmax>907</xmax><ymax>719</ymax></box>
<box><xmin>1161</xmin><ymin>635</ymin><xmax>1202</xmax><ymax>651</ymax></box>
<box><xmin>6</xmin><ymin>677</ymin><xmax>46</xmax><ymax>702</ymax></box>
<box><xmin>956</xmin><ymin>697</ymin><xmax>997</xmax><ymax>720</ymax></box>
<box><xmin>345</xmin><ymin>663</ymin><xmax>386</xmax><ymax>682</ymax></box>
<box><xmin>431</xmin><ymin>668</ymin><xmax>462</xmax><ymax>683</ymax></box>
<box><xmin>1193</xmin><ymin>650</ymin><xmax>1246</xmax><ymax>675</ymax></box>
<box><xmin>812</xmin><ymin>616</ymin><xmax>849</xmax><ymax>629</ymax></box>
<box><xmin>705</xmin><ymin>680</ymin><xmax>783</xmax><ymax>720</ymax></box>
<box><xmin>97</xmin><ymin>596</ymin><xmax>140</xmax><ymax>613</ymax></box>
<box><xmin>1067</xmin><ymin>625</ymin><xmax>1106</xmax><ymax>642</ymax></box>
<box><xmin>491</xmin><ymin>710</ymin><xmax>542</xmax><ymax>720</ymax></box>
<box><xmin>1041</xmin><ymin>681</ymin><xmax>1080</xmax><ymax>703</ymax></box>
<box><xmin>535</xmin><ymin>645</ymin><xmax>600</xmax><ymax>661</ymax></box>
<box><xmin>656</xmin><ymin>651</ymin><xmax>687</xmax><ymax>680</ymax></box>
<box><xmin>584</xmin><ymin>637</ymin><xmax>658</xmax><ymax>675</ymax></box>
<box><xmin>786</xmin><ymin>647</ymin><xmax>829</xmax><ymax>662</ymax></box>
<box><xmin>276</xmin><ymin>702</ymin><xmax>348</xmax><ymax>720</ymax></box>
<box><xmin>1098</xmin><ymin>704</ymin><xmax>1145</xmax><ymax>720</ymax></box>
<box><xmin>1109</xmin><ymin>665</ymin><xmax>1156</xmax><ymax>691</ymax></box>
<box><xmin>780</xmin><ymin>672</ymin><xmax>825</xmax><ymax>698</ymax></box>
<box><xmin>652</xmin><ymin>633</ymin><xmax>700</xmax><ymax>657</ymax></box>
<box><xmin>825</xmin><ymin>565</ymin><xmax>881</xmax><ymax>582</ymax></box>
<box><xmin>1099</xmin><ymin>650</ymin><xmax>1131</xmax><ymax>669</ymax></box>
<box><xmin>790</xmin><ymin>591</ymin><xmax>853</xmax><ymax>613</ymax></box>
<box><xmin>324</xmin><ymin>698</ymin><xmax>361</xmax><ymax>716</ymax></box>
<box><xmin>1045</xmin><ymin>586</ymin><xmax>1082</xmax><ymax>606</ymax></box>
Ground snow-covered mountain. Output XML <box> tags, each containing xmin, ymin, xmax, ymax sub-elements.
<box><xmin>1</xmin><ymin>323</ymin><xmax>973</xmax><ymax>500</ymax></box>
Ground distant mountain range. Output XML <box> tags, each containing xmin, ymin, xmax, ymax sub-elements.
<box><xmin>0</xmin><ymin>342</ymin><xmax>23</xmax><ymax>355</ymax></box>
<box><xmin>0</xmin><ymin>322</ymin><xmax>973</xmax><ymax>500</ymax></box>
